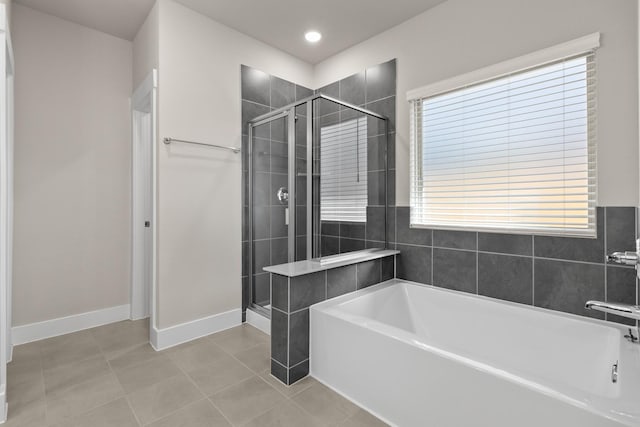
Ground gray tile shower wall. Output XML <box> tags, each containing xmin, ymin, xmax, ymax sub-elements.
<box><xmin>391</xmin><ymin>206</ymin><xmax>639</xmax><ymax>326</ymax></box>
<box><xmin>270</xmin><ymin>255</ymin><xmax>395</xmax><ymax>385</ymax></box>
<box><xmin>241</xmin><ymin>65</ymin><xmax>313</xmax><ymax>318</ymax></box>
<box><xmin>316</xmin><ymin>59</ymin><xmax>397</xmax><ymax>256</ymax></box>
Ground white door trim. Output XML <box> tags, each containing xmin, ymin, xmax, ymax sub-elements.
<box><xmin>131</xmin><ymin>70</ymin><xmax>158</xmax><ymax>331</ymax></box>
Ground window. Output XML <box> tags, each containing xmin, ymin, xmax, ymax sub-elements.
<box><xmin>320</xmin><ymin>117</ymin><xmax>368</xmax><ymax>222</ymax></box>
<box><xmin>408</xmin><ymin>34</ymin><xmax>599</xmax><ymax>237</ymax></box>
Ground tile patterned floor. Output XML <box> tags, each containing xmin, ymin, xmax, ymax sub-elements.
<box><xmin>6</xmin><ymin>321</ymin><xmax>389</xmax><ymax>426</ymax></box>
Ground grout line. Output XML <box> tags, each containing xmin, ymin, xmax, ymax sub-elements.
<box><xmin>475</xmin><ymin>233</ymin><xmax>479</xmax><ymax>295</ymax></box>
<box><xmin>604</xmin><ymin>208</ymin><xmax>608</xmax><ymax>316</ymax></box>
<box><xmin>532</xmin><ymin>236</ymin><xmax>535</xmax><ymax>306</ymax></box>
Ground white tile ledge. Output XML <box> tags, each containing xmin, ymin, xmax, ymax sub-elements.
<box><xmin>263</xmin><ymin>248</ymin><xmax>399</xmax><ymax>277</ymax></box>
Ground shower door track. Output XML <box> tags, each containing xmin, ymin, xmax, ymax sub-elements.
<box><xmin>246</xmin><ymin>94</ymin><xmax>390</xmax><ymax>318</ymax></box>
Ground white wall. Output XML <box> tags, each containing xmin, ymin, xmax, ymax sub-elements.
<box><xmin>314</xmin><ymin>0</ymin><xmax>639</xmax><ymax>207</ymax></box>
<box><xmin>156</xmin><ymin>0</ymin><xmax>313</xmax><ymax>328</ymax></box>
<box><xmin>12</xmin><ymin>4</ymin><xmax>132</xmax><ymax>326</ymax></box>
<box><xmin>133</xmin><ymin>2</ymin><xmax>158</xmax><ymax>89</ymax></box>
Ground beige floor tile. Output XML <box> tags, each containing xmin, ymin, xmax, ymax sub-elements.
<box><xmin>210</xmin><ymin>376</ymin><xmax>284</xmax><ymax>426</ymax></box>
<box><xmin>7</xmin><ymin>376</ymin><xmax>45</xmax><ymax>415</ymax></box>
<box><xmin>44</xmin><ymin>355</ymin><xmax>111</xmax><ymax>394</ymax></box>
<box><xmin>127</xmin><ymin>374</ymin><xmax>203</xmax><ymax>425</ymax></box>
<box><xmin>10</xmin><ymin>342</ymin><xmax>42</xmax><ymax>365</ymax></box>
<box><xmin>4</xmin><ymin>398</ymin><xmax>47</xmax><ymax>427</ymax></box>
<box><xmin>107</xmin><ymin>343</ymin><xmax>164</xmax><ymax>372</ymax></box>
<box><xmin>167</xmin><ymin>338</ymin><xmax>229</xmax><ymax>372</ymax></box>
<box><xmin>38</xmin><ymin>330</ymin><xmax>102</xmax><ymax>370</ymax></box>
<box><xmin>210</xmin><ymin>325</ymin><xmax>268</xmax><ymax>355</ymax></box>
<box><xmin>187</xmin><ymin>354</ymin><xmax>254</xmax><ymax>397</ymax></box>
<box><xmin>242</xmin><ymin>400</ymin><xmax>324</xmax><ymax>427</ymax></box>
<box><xmin>338</xmin><ymin>409</ymin><xmax>390</xmax><ymax>427</ymax></box>
<box><xmin>233</xmin><ymin>343</ymin><xmax>270</xmax><ymax>374</ymax></box>
<box><xmin>7</xmin><ymin>359</ymin><xmax>42</xmax><ymax>388</ymax></box>
<box><xmin>114</xmin><ymin>355</ymin><xmax>181</xmax><ymax>394</ymax></box>
<box><xmin>291</xmin><ymin>382</ymin><xmax>359</xmax><ymax>426</ymax></box>
<box><xmin>259</xmin><ymin>370</ymin><xmax>316</xmax><ymax>398</ymax></box>
<box><xmin>90</xmin><ymin>319</ymin><xmax>150</xmax><ymax>359</ymax></box>
<box><xmin>147</xmin><ymin>399</ymin><xmax>231</xmax><ymax>427</ymax></box>
<box><xmin>52</xmin><ymin>398</ymin><xmax>139</xmax><ymax>427</ymax></box>
<box><xmin>45</xmin><ymin>372</ymin><xmax>124</xmax><ymax>425</ymax></box>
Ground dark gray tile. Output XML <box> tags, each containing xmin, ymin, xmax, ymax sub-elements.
<box><xmin>253</xmin><ymin>240</ymin><xmax>270</xmax><ymax>274</ymax></box>
<box><xmin>290</xmin><ymin>271</ymin><xmax>326</xmax><ymax>311</ymax></box>
<box><xmin>316</xmin><ymin>83</ymin><xmax>340</xmax><ymax>115</ymax></box>
<box><xmin>296</xmin><ymin>85</ymin><xmax>313</xmax><ymax>102</ymax></box>
<box><xmin>242</xmin><ymin>100</ymin><xmax>270</xmax><ymax>133</ymax></box>
<box><xmin>357</xmin><ymin>259</ymin><xmax>381</xmax><ymax>289</ymax></box>
<box><xmin>366</xmin><ymin>206</ymin><xmax>385</xmax><ymax>242</ymax></box>
<box><xmin>388</xmin><ymin>133</ymin><xmax>396</xmax><ymax>169</ymax></box>
<box><xmin>396</xmin><ymin>244</ymin><xmax>431</xmax><ymax>284</ymax></box>
<box><xmin>368</xmin><ymin>170</ymin><xmax>386</xmax><ymax>206</ymax></box>
<box><xmin>254</xmin><ymin>172</ymin><xmax>270</xmax><ymax>206</ymax></box>
<box><xmin>270</xmin><ymin>206</ymin><xmax>287</xmax><ymax>239</ymax></box>
<box><xmin>340</xmin><ymin>223</ymin><xmax>365</xmax><ymax>239</ymax></box>
<box><xmin>295</xmin><ymin>120</ymin><xmax>307</xmax><ymax>148</ymax></box>
<box><xmin>321</xmin><ymin>236</ymin><xmax>339</xmax><ymax>256</ymax></box>
<box><xmin>396</xmin><ymin>207</ymin><xmax>431</xmax><ymax>246</ymax></box>
<box><xmin>252</xmin><ymin>138</ymin><xmax>270</xmax><ymax>172</ymax></box>
<box><xmin>242</xmin><ymin>241</ymin><xmax>250</xmax><ymax>276</ymax></box>
<box><xmin>296</xmin><ymin>206</ymin><xmax>306</xmax><ymax>237</ymax></box>
<box><xmin>534</xmin><ymin>259</ymin><xmax>605</xmax><ymax>319</ymax></box>
<box><xmin>433</xmin><ymin>230</ymin><xmax>477</xmax><ymax>250</ymax></box>
<box><xmin>270</xmin><ymin>141</ymin><xmax>288</xmax><ymax>174</ymax></box>
<box><xmin>295</xmin><ymin>176</ymin><xmax>307</xmax><ymax>204</ymax></box>
<box><xmin>387</xmin><ymin>207</ymin><xmax>396</xmax><ymax>244</ymax></box>
<box><xmin>271</xmin><ymin>359</ymin><xmax>287</xmax><ymax>384</ymax></box>
<box><xmin>321</xmin><ymin>222</ymin><xmax>339</xmax><ymax>236</ymax></box>
<box><xmin>340</xmin><ymin>238</ymin><xmax>366</xmax><ymax>253</ymax></box>
<box><xmin>339</xmin><ymin>71</ymin><xmax>366</xmax><ymax>106</ymax></box>
<box><xmin>271</xmin><ymin>309</ymin><xmax>288</xmax><ymax>366</ymax></box>
<box><xmin>241</xmin><ymin>65</ymin><xmax>270</xmax><ymax>106</ymax></box>
<box><xmin>253</xmin><ymin>206</ymin><xmax>270</xmax><ymax>240</ymax></box>
<box><xmin>295</xmin><ymin>236</ymin><xmax>307</xmax><ymax>261</ymax></box>
<box><xmin>478</xmin><ymin>233</ymin><xmax>532</xmax><ymax>256</ymax></box>
<box><xmin>271</xmin><ymin>75</ymin><xmax>295</xmax><ymax>109</ymax></box>
<box><xmin>382</xmin><ymin>256</ymin><xmax>395</xmax><ymax>281</ymax></box>
<box><xmin>366</xmin><ymin>59</ymin><xmax>396</xmax><ymax>103</ymax></box>
<box><xmin>366</xmin><ymin>97</ymin><xmax>395</xmax><ymax>136</ymax></box>
<box><xmin>534</xmin><ymin>207</ymin><xmax>604</xmax><ymax>263</ymax></box>
<box><xmin>387</xmin><ymin>170</ymin><xmax>395</xmax><ymax>206</ymax></box>
<box><xmin>478</xmin><ymin>253</ymin><xmax>532</xmax><ymax>305</ymax></box>
<box><xmin>433</xmin><ymin>248</ymin><xmax>476</xmax><ymax>293</ymax></box>
<box><xmin>288</xmin><ymin>360</ymin><xmax>309</xmax><ymax>385</ymax></box>
<box><xmin>319</xmin><ymin>112</ymin><xmax>339</xmax><ymax>127</ymax></box>
<box><xmin>254</xmin><ymin>273</ymin><xmax>270</xmax><ymax>305</ymax></box>
<box><xmin>271</xmin><ymin>238</ymin><xmax>288</xmax><ymax>266</ymax></box>
<box><xmin>271</xmin><ymin>117</ymin><xmax>287</xmax><ymax>143</ymax></box>
<box><xmin>272</xmin><ymin>274</ymin><xmax>289</xmax><ymax>312</ymax></box>
<box><xmin>327</xmin><ymin>265</ymin><xmax>357</xmax><ymax>298</ymax></box>
<box><xmin>242</xmin><ymin>276</ymin><xmax>249</xmax><ymax>312</ymax></box>
<box><xmin>367</xmin><ymin>135</ymin><xmax>386</xmax><ymax>173</ymax></box>
<box><xmin>289</xmin><ymin>309</ymin><xmax>309</xmax><ymax>366</ymax></box>
<box><xmin>606</xmin><ymin>207</ymin><xmax>636</xmax><ymax>261</ymax></box>
<box><xmin>607</xmin><ymin>266</ymin><xmax>637</xmax><ymax>326</ymax></box>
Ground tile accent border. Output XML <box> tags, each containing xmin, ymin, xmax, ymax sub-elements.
<box><xmin>270</xmin><ymin>255</ymin><xmax>394</xmax><ymax>385</ymax></box>
<box><xmin>11</xmin><ymin>304</ymin><xmax>131</xmax><ymax>346</ymax></box>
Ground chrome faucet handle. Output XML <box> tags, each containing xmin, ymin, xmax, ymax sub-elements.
<box><xmin>607</xmin><ymin>238</ymin><xmax>640</xmax><ymax>268</ymax></box>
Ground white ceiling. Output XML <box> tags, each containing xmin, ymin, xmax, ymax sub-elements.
<box><xmin>15</xmin><ymin>0</ymin><xmax>447</xmax><ymax>63</ymax></box>
<box><xmin>176</xmin><ymin>0</ymin><xmax>447</xmax><ymax>63</ymax></box>
<box><xmin>14</xmin><ymin>0</ymin><xmax>156</xmax><ymax>41</ymax></box>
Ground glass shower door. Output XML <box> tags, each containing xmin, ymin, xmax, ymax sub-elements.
<box><xmin>249</xmin><ymin>113</ymin><xmax>292</xmax><ymax>312</ymax></box>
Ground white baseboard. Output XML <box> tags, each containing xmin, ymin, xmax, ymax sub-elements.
<box><xmin>11</xmin><ymin>304</ymin><xmax>131</xmax><ymax>345</ymax></box>
<box><xmin>246</xmin><ymin>309</ymin><xmax>270</xmax><ymax>335</ymax></box>
<box><xmin>0</xmin><ymin>384</ymin><xmax>7</xmax><ymax>424</ymax></box>
<box><xmin>150</xmin><ymin>308</ymin><xmax>241</xmax><ymax>351</ymax></box>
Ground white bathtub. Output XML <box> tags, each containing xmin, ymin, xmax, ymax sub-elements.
<box><xmin>310</xmin><ymin>279</ymin><xmax>640</xmax><ymax>427</ymax></box>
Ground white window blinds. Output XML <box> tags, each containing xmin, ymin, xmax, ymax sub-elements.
<box><xmin>320</xmin><ymin>117</ymin><xmax>368</xmax><ymax>222</ymax></box>
<box><xmin>409</xmin><ymin>50</ymin><xmax>597</xmax><ymax>237</ymax></box>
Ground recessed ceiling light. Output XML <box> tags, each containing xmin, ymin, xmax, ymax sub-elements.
<box><xmin>305</xmin><ymin>31</ymin><xmax>322</xmax><ymax>43</ymax></box>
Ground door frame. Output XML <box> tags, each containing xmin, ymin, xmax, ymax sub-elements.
<box><xmin>131</xmin><ymin>70</ymin><xmax>157</xmax><ymax>326</ymax></box>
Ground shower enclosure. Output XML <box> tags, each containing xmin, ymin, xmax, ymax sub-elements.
<box><xmin>247</xmin><ymin>94</ymin><xmax>390</xmax><ymax>316</ymax></box>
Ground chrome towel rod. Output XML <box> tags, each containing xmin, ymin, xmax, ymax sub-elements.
<box><xmin>163</xmin><ymin>137</ymin><xmax>241</xmax><ymax>154</ymax></box>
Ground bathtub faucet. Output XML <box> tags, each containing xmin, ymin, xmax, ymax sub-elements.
<box><xmin>585</xmin><ymin>300</ymin><xmax>640</xmax><ymax>321</ymax></box>
<box><xmin>607</xmin><ymin>238</ymin><xmax>640</xmax><ymax>270</ymax></box>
